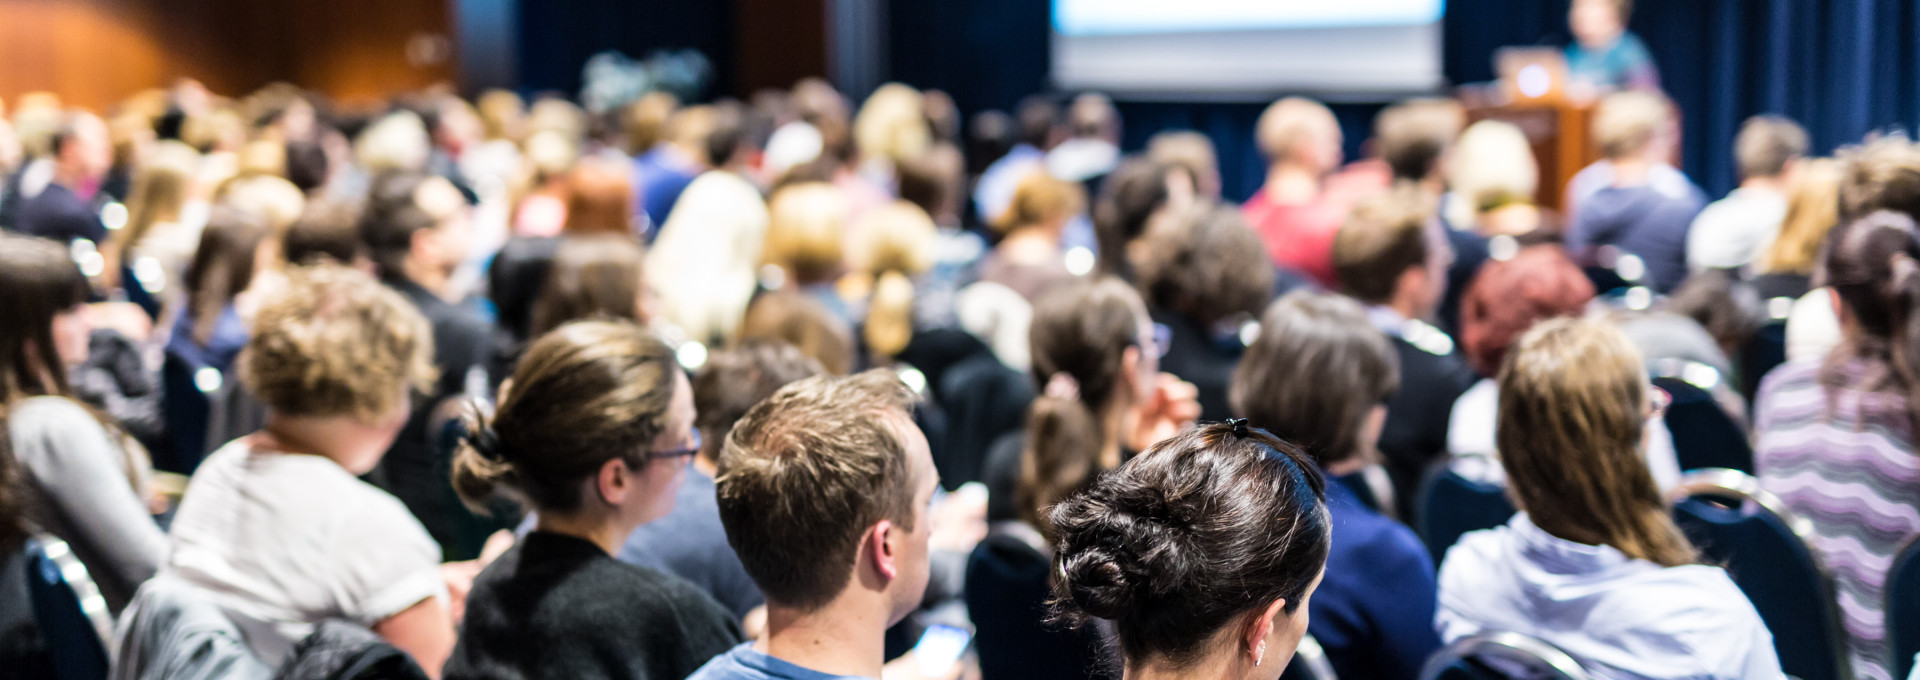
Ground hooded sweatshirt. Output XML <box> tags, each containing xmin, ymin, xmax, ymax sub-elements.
<box><xmin>1436</xmin><ymin>514</ymin><xmax>1783</xmax><ymax>680</ymax></box>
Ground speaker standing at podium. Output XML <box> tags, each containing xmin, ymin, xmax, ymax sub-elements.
<box><xmin>1566</xmin><ymin>0</ymin><xmax>1660</xmax><ymax>97</ymax></box>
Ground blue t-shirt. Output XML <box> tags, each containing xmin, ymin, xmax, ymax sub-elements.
<box><xmin>1566</xmin><ymin>32</ymin><xmax>1660</xmax><ymax>91</ymax></box>
<box><xmin>617</xmin><ymin>467</ymin><xmax>765</xmax><ymax>618</ymax></box>
<box><xmin>1309</xmin><ymin>474</ymin><xmax>1443</xmax><ymax>680</ymax></box>
<box><xmin>689</xmin><ymin>643</ymin><xmax>875</xmax><ymax>680</ymax></box>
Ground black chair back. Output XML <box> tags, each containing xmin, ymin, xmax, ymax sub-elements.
<box><xmin>23</xmin><ymin>535</ymin><xmax>111</xmax><ymax>680</ymax></box>
<box><xmin>158</xmin><ymin>349</ymin><xmax>211</xmax><ymax>474</ymax></box>
<box><xmin>1653</xmin><ymin>373</ymin><xmax>1753</xmax><ymax>474</ymax></box>
<box><xmin>933</xmin><ymin>354</ymin><xmax>1034</xmax><ymax>488</ymax></box>
<box><xmin>1668</xmin><ymin>469</ymin><xmax>1846</xmax><ymax>680</ymax></box>
<box><xmin>1418</xmin><ymin>633</ymin><xmax>1590</xmax><ymax>680</ymax></box>
<box><xmin>1738</xmin><ymin>319</ymin><xmax>1788</xmax><ymax>407</ymax></box>
<box><xmin>1886</xmin><ymin>535</ymin><xmax>1920</xmax><ymax>679</ymax></box>
<box><xmin>1418</xmin><ymin>466</ymin><xmax>1516</xmax><ymax>566</ymax></box>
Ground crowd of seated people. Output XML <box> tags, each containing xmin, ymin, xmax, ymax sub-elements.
<box><xmin>3</xmin><ymin>22</ymin><xmax>1920</xmax><ymax>677</ymax></box>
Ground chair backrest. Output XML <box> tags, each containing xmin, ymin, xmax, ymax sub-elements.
<box><xmin>1738</xmin><ymin>318</ymin><xmax>1788</xmax><ymax>407</ymax></box>
<box><xmin>1886</xmin><ymin>534</ymin><xmax>1920</xmax><ymax>680</ymax></box>
<box><xmin>24</xmin><ymin>534</ymin><xmax>112</xmax><ymax>680</ymax></box>
<box><xmin>1278</xmin><ymin>634</ymin><xmax>1339</xmax><ymax>680</ymax></box>
<box><xmin>933</xmin><ymin>353</ymin><xmax>1034</xmax><ymax>486</ymax></box>
<box><xmin>1418</xmin><ymin>466</ymin><xmax>1517</xmax><ymax>566</ymax></box>
<box><xmin>1652</xmin><ymin>367</ymin><xmax>1754</xmax><ymax>474</ymax></box>
<box><xmin>1418</xmin><ymin>633</ymin><xmax>1591</xmax><ymax>680</ymax></box>
<box><xmin>1667</xmin><ymin>469</ymin><xmax>1846</xmax><ymax>680</ymax></box>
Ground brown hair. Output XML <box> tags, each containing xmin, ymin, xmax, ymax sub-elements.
<box><xmin>452</xmin><ymin>320</ymin><xmax>680</xmax><ymax>512</ymax></box>
<box><xmin>1820</xmin><ymin>211</ymin><xmax>1920</xmax><ymax>430</ymax></box>
<box><xmin>1836</xmin><ymin>134</ymin><xmax>1920</xmax><ymax>224</ymax></box>
<box><xmin>358</xmin><ymin>173</ymin><xmax>443</xmax><ymax>278</ymax></box>
<box><xmin>1093</xmin><ymin>158</ymin><xmax>1175</xmax><ymax>280</ymax></box>
<box><xmin>1375</xmin><ymin>98</ymin><xmax>1465</xmax><ymax>182</ymax></box>
<box><xmin>1019</xmin><ymin>278</ymin><xmax>1148</xmax><ymax>535</ymax></box>
<box><xmin>240</xmin><ymin>263</ymin><xmax>436</xmax><ymax>424</ymax></box>
<box><xmin>1135</xmin><ymin>204</ymin><xmax>1275</xmax><ymax>329</ymax></box>
<box><xmin>623</xmin><ymin>91</ymin><xmax>679</xmax><ymax>154</ymax></box>
<box><xmin>1458</xmin><ymin>245</ymin><xmax>1596</xmax><ymax>376</ymax></box>
<box><xmin>1757</xmin><ymin>157</ymin><xmax>1841</xmax><ymax>276</ymax></box>
<box><xmin>0</xmin><ymin>407</ymin><xmax>26</xmax><ymax>553</ymax></box>
<box><xmin>1332</xmin><ymin>187</ymin><xmax>1434</xmax><ymax>304</ymax></box>
<box><xmin>692</xmin><ymin>340</ymin><xmax>825</xmax><ymax>460</ymax></box>
<box><xmin>1231</xmin><ymin>292</ymin><xmax>1398</xmax><ymax>467</ymax></box>
<box><xmin>1049</xmin><ymin>423</ymin><xmax>1330</xmax><ymax>668</ymax></box>
<box><xmin>562</xmin><ymin>157</ymin><xmax>637</xmax><ymax>238</ymax></box>
<box><xmin>105</xmin><ymin>140</ymin><xmax>196</xmax><ymax>282</ymax></box>
<box><xmin>1497</xmin><ymin>317</ymin><xmax>1696</xmax><ymax>567</ymax></box>
<box><xmin>737</xmin><ymin>290</ymin><xmax>856</xmax><ymax>375</ymax></box>
<box><xmin>531</xmin><ymin>235</ymin><xmax>646</xmax><ymax>337</ymax></box>
<box><xmin>764</xmin><ymin>182</ymin><xmax>850</xmax><ymax>286</ymax></box>
<box><xmin>0</xmin><ymin>235</ymin><xmax>91</xmax><ymax>402</ymax></box>
<box><xmin>282</xmin><ymin>200</ymin><xmax>366</xmax><ymax>267</ymax></box>
<box><xmin>996</xmin><ymin>172</ymin><xmax>1085</xmax><ymax>234</ymax></box>
<box><xmin>716</xmin><ymin>369</ymin><xmax>921</xmax><ymax>611</ymax></box>
<box><xmin>1734</xmin><ymin>115</ymin><xmax>1808</xmax><ymax>180</ymax></box>
<box><xmin>184</xmin><ymin>207</ymin><xmax>270</xmax><ymax>347</ymax></box>
<box><xmin>1147</xmin><ymin>130</ymin><xmax>1220</xmax><ymax>199</ymax></box>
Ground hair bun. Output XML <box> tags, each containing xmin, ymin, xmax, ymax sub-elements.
<box><xmin>467</xmin><ymin>426</ymin><xmax>508</xmax><ymax>462</ymax></box>
<box><xmin>1058</xmin><ymin>545</ymin><xmax>1134</xmax><ymax>620</ymax></box>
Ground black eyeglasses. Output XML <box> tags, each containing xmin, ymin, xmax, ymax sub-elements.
<box><xmin>647</xmin><ymin>429</ymin><xmax>702</xmax><ymax>462</ymax></box>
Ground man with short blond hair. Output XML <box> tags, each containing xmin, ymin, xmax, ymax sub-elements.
<box><xmin>693</xmin><ymin>369</ymin><xmax>940</xmax><ymax>680</ymax></box>
<box><xmin>1566</xmin><ymin>91</ymin><xmax>1706</xmax><ymax>292</ymax></box>
<box><xmin>1687</xmin><ymin>115</ymin><xmax>1808</xmax><ymax>271</ymax></box>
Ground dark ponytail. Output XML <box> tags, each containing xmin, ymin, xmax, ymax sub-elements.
<box><xmin>1048</xmin><ymin>422</ymin><xmax>1330</xmax><ymax>669</ymax></box>
<box><xmin>1822</xmin><ymin>211</ymin><xmax>1920</xmax><ymax>430</ymax></box>
<box><xmin>1018</xmin><ymin>278</ymin><xmax>1146</xmax><ymax>536</ymax></box>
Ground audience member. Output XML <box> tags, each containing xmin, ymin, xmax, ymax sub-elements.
<box><xmin>359</xmin><ymin>172</ymin><xmax>494</xmax><ymax>555</ymax></box>
<box><xmin>1566</xmin><ymin>92</ymin><xmax>1705</xmax><ymax>292</ymax></box>
<box><xmin>1047</xmin><ymin>422</ymin><xmax>1331</xmax><ymax>678</ymax></box>
<box><xmin>1230</xmin><ymin>292</ymin><xmax>1440</xmax><ymax>679</ymax></box>
<box><xmin>981</xmin><ymin>278</ymin><xmax>1199</xmax><ymax>523</ymax></box>
<box><xmin>16</xmin><ymin>111</ymin><xmax>113</xmax><ymax>245</ymax></box>
<box><xmin>843</xmin><ymin>201</ymin><xmax>939</xmax><ymax>362</ymax></box>
<box><xmin>974</xmin><ymin>96</ymin><xmax>1057</xmax><ymax>226</ymax></box>
<box><xmin>1331</xmin><ymin>188</ymin><xmax>1476</xmax><ymax>518</ymax></box>
<box><xmin>1439</xmin><ymin>317</ymin><xmax>1779</xmax><ymax>679</ymax></box>
<box><xmin>738</xmin><ymin>290</ymin><xmax>857</xmax><ymax>376</ymax></box>
<box><xmin>1372</xmin><ymin>98</ymin><xmax>1484</xmax><ymax>333</ymax></box>
<box><xmin>167</xmin><ymin>263</ymin><xmax>452</xmax><ymax>671</ymax></box>
<box><xmin>619</xmin><ymin>341</ymin><xmax>823</xmax><ymax>619</ymax></box>
<box><xmin>0</xmin><ymin>234</ymin><xmax>165</xmax><ymax>613</ymax></box>
<box><xmin>1245</xmin><ymin>97</ymin><xmax>1347</xmax><ymax>287</ymax></box>
<box><xmin>1146</xmin><ymin>130</ymin><xmax>1222</xmax><ymax>201</ymax></box>
<box><xmin>1750</xmin><ymin>157</ymin><xmax>1839</xmax><ymax>301</ymax></box>
<box><xmin>632</xmin><ymin>104</ymin><xmax>713</xmax><ymax>230</ymax></box>
<box><xmin>445</xmin><ymin>320</ymin><xmax>743</xmax><ymax>680</ymax></box>
<box><xmin>1687</xmin><ymin>115</ymin><xmax>1808</xmax><ymax>271</ymax></box>
<box><xmin>1445</xmin><ymin>120</ymin><xmax>1544</xmax><ymax>237</ymax></box>
<box><xmin>1565</xmin><ymin>0</ymin><xmax>1660</xmax><ymax>94</ymax></box>
<box><xmin>562</xmin><ymin>156</ymin><xmax>640</xmax><ymax>239</ymax></box>
<box><xmin>1756</xmin><ymin>211</ymin><xmax>1920</xmax><ymax>680</ymax></box>
<box><xmin>979</xmin><ymin>172</ymin><xmax>1087</xmax><ymax>303</ymax></box>
<box><xmin>282</xmin><ymin>200</ymin><xmax>370</xmax><ymax>269</ymax></box>
<box><xmin>646</xmin><ymin>157</ymin><xmax>770</xmax><ymax>346</ymax></box>
<box><xmin>1092</xmin><ymin>158</ymin><xmax>1196</xmax><ymax>282</ymax></box>
<box><xmin>763</xmin><ymin>182</ymin><xmax>853</xmax><ymax>319</ymax></box>
<box><xmin>693</xmin><ymin>370</ymin><xmax>937</xmax><ymax>680</ymax></box>
<box><xmin>529</xmin><ymin>235</ymin><xmax>647</xmax><ymax>337</ymax></box>
<box><xmin>166</xmin><ymin>207</ymin><xmax>269</xmax><ymax>375</ymax></box>
<box><xmin>1135</xmin><ymin>205</ymin><xmax>1273</xmax><ymax>421</ymax></box>
<box><xmin>1046</xmin><ymin>93</ymin><xmax>1121</xmax><ymax>186</ymax></box>
<box><xmin>103</xmin><ymin>140</ymin><xmax>202</xmax><ymax>292</ymax></box>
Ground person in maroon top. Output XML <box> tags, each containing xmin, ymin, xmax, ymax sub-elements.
<box><xmin>1242</xmin><ymin>98</ymin><xmax>1347</xmax><ymax>288</ymax></box>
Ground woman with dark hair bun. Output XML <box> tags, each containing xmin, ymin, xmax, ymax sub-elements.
<box><xmin>1048</xmin><ymin>421</ymin><xmax>1331</xmax><ymax>678</ymax></box>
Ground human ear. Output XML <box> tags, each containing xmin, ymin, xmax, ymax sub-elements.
<box><xmin>1243</xmin><ymin>598</ymin><xmax>1289</xmax><ymax>667</ymax></box>
<box><xmin>868</xmin><ymin>519</ymin><xmax>899</xmax><ymax>581</ymax></box>
<box><xmin>596</xmin><ymin>457</ymin><xmax>630</xmax><ymax>506</ymax></box>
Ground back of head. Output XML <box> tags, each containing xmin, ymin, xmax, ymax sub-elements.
<box><xmin>354</xmin><ymin>110</ymin><xmax>430</xmax><ymax>174</ymax></box>
<box><xmin>853</xmin><ymin>83</ymin><xmax>930</xmax><ymax>164</ymax></box>
<box><xmin>1496</xmin><ymin>317</ymin><xmax>1694</xmax><ymax>566</ymax></box>
<box><xmin>477</xmin><ymin>89</ymin><xmax>527</xmax><ymax>142</ymax></box>
<box><xmin>1021</xmin><ymin>278</ymin><xmax>1147</xmax><ymax>527</ymax></box>
<box><xmin>1822</xmin><ymin>211</ymin><xmax>1920</xmax><ymax>430</ymax></box>
<box><xmin>1374</xmin><ymin>98</ymin><xmax>1465</xmax><ymax>182</ymax></box>
<box><xmin>1015</xmin><ymin>96</ymin><xmax>1059</xmax><ymax>150</ymax></box>
<box><xmin>119</xmin><ymin>140</ymin><xmax>199</xmax><ymax>249</ymax></box>
<box><xmin>1067</xmin><ymin>93</ymin><xmax>1119</xmax><ymax>141</ymax></box>
<box><xmin>897</xmin><ymin>143</ymin><xmax>965</xmax><ymax>223</ymax></box>
<box><xmin>0</xmin><ymin>235</ymin><xmax>91</xmax><ymax>402</ymax></box>
<box><xmin>692</xmin><ymin>340</ymin><xmax>825</xmax><ymax>460</ymax></box>
<box><xmin>217</xmin><ymin>174</ymin><xmax>307</xmax><ymax>233</ymax></box>
<box><xmin>186</xmin><ymin>207</ymin><xmax>271</xmax><ymax>346</ymax></box>
<box><xmin>765</xmin><ymin>182</ymin><xmax>851</xmax><ymax>286</ymax></box>
<box><xmin>1758</xmin><ymin>157</ymin><xmax>1841</xmax><ymax>275</ymax></box>
<box><xmin>1146</xmin><ymin>130</ymin><xmax>1221</xmax><ymax>199</ymax></box>
<box><xmin>562</xmin><ymin>157</ymin><xmax>636</xmax><ymax>238</ymax></box>
<box><xmin>1592</xmin><ymin>91</ymin><xmax>1671</xmax><ymax>160</ymax></box>
<box><xmin>623</xmin><ymin>91</ymin><xmax>679</xmax><ymax>153</ymax></box>
<box><xmin>716</xmin><ymin>369</ymin><xmax>919</xmax><ymax>611</ymax></box>
<box><xmin>452</xmin><ymin>320</ymin><xmax>678</xmax><ymax>512</ymax></box>
<box><xmin>1332</xmin><ymin>187</ymin><xmax>1435</xmax><ymax>304</ymax></box>
<box><xmin>1048</xmin><ymin>422</ymin><xmax>1330</xmax><ymax>668</ymax></box>
<box><xmin>1734</xmin><ymin>115</ymin><xmax>1808</xmax><ymax>181</ymax></box>
<box><xmin>358</xmin><ymin>172</ymin><xmax>454</xmax><ymax>278</ymax></box>
<box><xmin>1459</xmin><ymin>245</ymin><xmax>1595</xmax><ymax>376</ymax></box>
<box><xmin>850</xmin><ymin>202</ymin><xmax>938</xmax><ymax>359</ymax></box>
<box><xmin>1093</xmin><ymin>158</ymin><xmax>1175</xmax><ymax>276</ymax></box>
<box><xmin>1837</xmin><ymin>134</ymin><xmax>1920</xmax><ymax>223</ymax></box>
<box><xmin>282</xmin><ymin>200</ymin><xmax>366</xmax><ymax>267</ymax></box>
<box><xmin>531</xmin><ymin>235</ymin><xmax>646</xmax><ymax>336</ymax></box>
<box><xmin>1256</xmin><ymin>97</ymin><xmax>1337</xmax><ymax>166</ymax></box>
<box><xmin>241</xmin><ymin>263</ymin><xmax>435</xmax><ymax>424</ymax></box>
<box><xmin>1135</xmin><ymin>204</ymin><xmax>1274</xmax><ymax>328</ymax></box>
<box><xmin>738</xmin><ymin>289</ymin><xmax>855</xmax><ymax>375</ymax></box>
<box><xmin>997</xmin><ymin>172</ymin><xmax>1085</xmax><ymax>233</ymax></box>
<box><xmin>1231</xmin><ymin>291</ymin><xmax>1397</xmax><ymax>467</ymax></box>
<box><xmin>1447</xmin><ymin>120</ymin><xmax>1539</xmax><ymax>218</ymax></box>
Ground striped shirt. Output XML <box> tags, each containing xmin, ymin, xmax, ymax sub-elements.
<box><xmin>1755</xmin><ymin>359</ymin><xmax>1920</xmax><ymax>680</ymax></box>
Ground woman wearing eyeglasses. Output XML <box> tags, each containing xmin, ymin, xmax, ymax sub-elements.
<box><xmin>1436</xmin><ymin>317</ymin><xmax>1780</xmax><ymax>679</ymax></box>
<box><xmin>969</xmin><ymin>277</ymin><xmax>1199</xmax><ymax>680</ymax></box>
<box><xmin>445</xmin><ymin>319</ymin><xmax>742</xmax><ymax>680</ymax></box>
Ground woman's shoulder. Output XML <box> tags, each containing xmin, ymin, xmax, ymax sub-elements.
<box><xmin>10</xmin><ymin>396</ymin><xmax>104</xmax><ymax>428</ymax></box>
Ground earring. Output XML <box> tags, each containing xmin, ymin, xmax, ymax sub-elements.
<box><xmin>1255</xmin><ymin>645</ymin><xmax>1265</xmax><ymax>667</ymax></box>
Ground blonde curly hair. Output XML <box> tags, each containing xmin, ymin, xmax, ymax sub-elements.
<box><xmin>240</xmin><ymin>263</ymin><xmax>436</xmax><ymax>424</ymax></box>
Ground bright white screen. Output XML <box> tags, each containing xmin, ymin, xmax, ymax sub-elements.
<box><xmin>1052</xmin><ymin>0</ymin><xmax>1446</xmax><ymax>95</ymax></box>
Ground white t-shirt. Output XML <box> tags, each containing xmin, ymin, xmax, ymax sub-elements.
<box><xmin>1685</xmin><ymin>187</ymin><xmax>1789</xmax><ymax>272</ymax></box>
<box><xmin>167</xmin><ymin>439</ymin><xmax>445</xmax><ymax>665</ymax></box>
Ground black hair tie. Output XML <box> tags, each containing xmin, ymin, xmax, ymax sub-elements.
<box><xmin>470</xmin><ymin>427</ymin><xmax>507</xmax><ymax>462</ymax></box>
<box><xmin>1227</xmin><ymin>418</ymin><xmax>1250</xmax><ymax>439</ymax></box>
